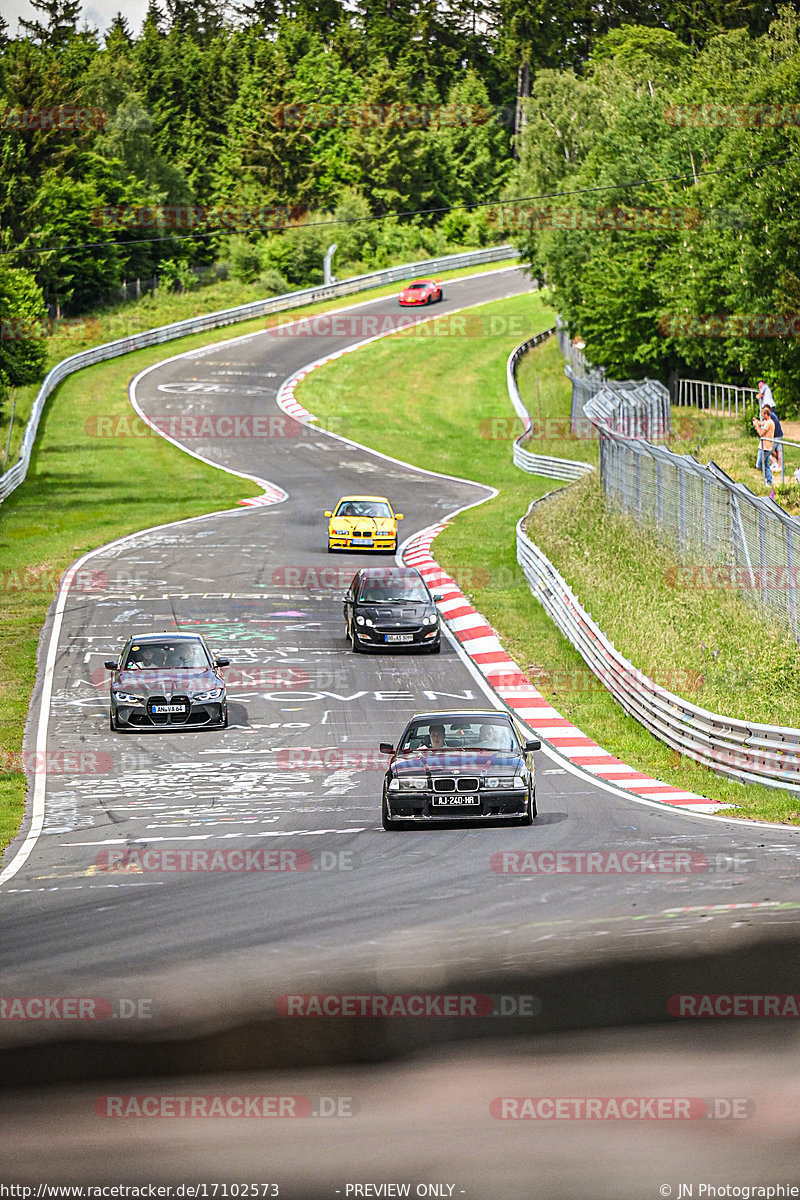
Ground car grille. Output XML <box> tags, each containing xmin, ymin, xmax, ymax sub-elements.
<box><xmin>432</xmin><ymin>776</ymin><xmax>480</xmax><ymax>793</ymax></box>
<box><xmin>145</xmin><ymin>694</ymin><xmax>190</xmax><ymax>724</ymax></box>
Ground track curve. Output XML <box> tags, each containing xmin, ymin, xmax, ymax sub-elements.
<box><xmin>3</xmin><ymin>267</ymin><xmax>800</xmax><ymax>997</ymax></box>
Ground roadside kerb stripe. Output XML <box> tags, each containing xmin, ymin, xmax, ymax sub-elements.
<box><xmin>405</xmin><ymin>523</ymin><xmax>721</xmax><ymax>811</ymax></box>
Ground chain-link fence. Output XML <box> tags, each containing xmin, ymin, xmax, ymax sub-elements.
<box><xmin>585</xmin><ymin>379</ymin><xmax>671</xmax><ymax>441</ymax></box>
<box><xmin>598</xmin><ymin>433</ymin><xmax>800</xmax><ymax>640</ymax></box>
<box><xmin>557</xmin><ymin>325</ymin><xmax>800</xmax><ymax>641</ymax></box>
<box><xmin>556</xmin><ymin>318</ymin><xmax>608</xmax><ymax>432</ymax></box>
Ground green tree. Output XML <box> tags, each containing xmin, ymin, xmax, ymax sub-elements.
<box><xmin>18</xmin><ymin>0</ymin><xmax>82</xmax><ymax>50</ymax></box>
<box><xmin>0</xmin><ymin>266</ymin><xmax>48</xmax><ymax>390</ymax></box>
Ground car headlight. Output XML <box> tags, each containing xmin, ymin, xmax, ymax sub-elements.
<box><xmin>356</xmin><ymin>616</ymin><xmax>373</xmax><ymax>627</ymax></box>
<box><xmin>389</xmin><ymin>776</ymin><xmax>426</xmax><ymax>791</ymax></box>
<box><xmin>514</xmin><ymin>774</ymin><xmax>527</xmax><ymax>788</ymax></box>
<box><xmin>332</xmin><ymin>528</ymin><xmax>349</xmax><ymax>536</ymax></box>
<box><xmin>114</xmin><ymin>692</ymin><xmax>144</xmax><ymax>705</ymax></box>
<box><xmin>423</xmin><ymin>614</ymin><xmax>437</xmax><ymax>626</ymax></box>
<box><xmin>486</xmin><ymin>776</ymin><xmax>514</xmax><ymax>789</ymax></box>
<box><xmin>194</xmin><ymin>688</ymin><xmax>224</xmax><ymax>701</ymax></box>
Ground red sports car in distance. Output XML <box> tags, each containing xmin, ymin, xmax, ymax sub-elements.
<box><xmin>398</xmin><ymin>279</ymin><xmax>443</xmax><ymax>306</ymax></box>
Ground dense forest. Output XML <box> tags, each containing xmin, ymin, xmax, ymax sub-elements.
<box><xmin>1</xmin><ymin>0</ymin><xmax>799</xmax><ymax>410</ymax></box>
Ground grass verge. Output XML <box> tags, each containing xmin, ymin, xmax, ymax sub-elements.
<box><xmin>298</xmin><ymin>298</ymin><xmax>800</xmax><ymax>823</ymax></box>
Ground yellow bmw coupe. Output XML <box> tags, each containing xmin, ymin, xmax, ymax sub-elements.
<box><xmin>325</xmin><ymin>495</ymin><xmax>404</xmax><ymax>553</ymax></box>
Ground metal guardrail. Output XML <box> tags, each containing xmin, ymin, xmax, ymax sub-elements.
<box><xmin>757</xmin><ymin>436</ymin><xmax>800</xmax><ymax>486</ymax></box>
<box><xmin>677</xmin><ymin>377</ymin><xmax>757</xmax><ymax>417</ymax></box>
<box><xmin>0</xmin><ymin>244</ymin><xmax>516</xmax><ymax>505</ymax></box>
<box><xmin>516</xmin><ymin>504</ymin><xmax>800</xmax><ymax>792</ymax></box>
<box><xmin>506</xmin><ymin>332</ymin><xmax>595</xmax><ymax>482</ymax></box>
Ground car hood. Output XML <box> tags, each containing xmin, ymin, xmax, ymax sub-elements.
<box><xmin>331</xmin><ymin>517</ymin><xmax>395</xmax><ymax>530</ymax></box>
<box><xmin>357</xmin><ymin>602</ymin><xmax>432</xmax><ymax>619</ymax></box>
<box><xmin>114</xmin><ymin>668</ymin><xmax>221</xmax><ymax>694</ymax></box>
<box><xmin>391</xmin><ymin>751</ymin><xmax>522</xmax><ymax>774</ymax></box>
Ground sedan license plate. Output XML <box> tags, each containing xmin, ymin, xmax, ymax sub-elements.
<box><xmin>358</xmin><ymin>540</ymin><xmax>374</xmax><ymax>546</ymax></box>
<box><xmin>386</xmin><ymin>634</ymin><xmax>414</xmax><ymax>643</ymax></box>
<box><xmin>151</xmin><ymin>704</ymin><xmax>187</xmax><ymax>714</ymax></box>
<box><xmin>432</xmin><ymin>795</ymin><xmax>479</xmax><ymax>806</ymax></box>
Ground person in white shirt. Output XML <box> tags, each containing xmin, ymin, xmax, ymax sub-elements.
<box><xmin>758</xmin><ymin>379</ymin><xmax>774</xmax><ymax>409</ymax></box>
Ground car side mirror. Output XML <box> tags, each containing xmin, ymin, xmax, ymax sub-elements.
<box><xmin>525</xmin><ymin>739</ymin><xmax>541</xmax><ymax>752</ymax></box>
<box><xmin>379</xmin><ymin>743</ymin><xmax>395</xmax><ymax>754</ymax></box>
<box><xmin>395</xmin><ymin>513</ymin><xmax>404</xmax><ymax>520</ymax></box>
<box><xmin>104</xmin><ymin>660</ymin><xmax>118</xmax><ymax>670</ymax></box>
<box><xmin>432</xmin><ymin>593</ymin><xmax>443</xmax><ymax>602</ymax></box>
<box><xmin>324</xmin><ymin>510</ymin><xmax>333</xmax><ymax>517</ymax></box>
<box><xmin>215</xmin><ymin>657</ymin><xmax>230</xmax><ymax>667</ymax></box>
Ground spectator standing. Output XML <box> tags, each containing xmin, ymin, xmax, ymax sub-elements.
<box><xmin>758</xmin><ymin>379</ymin><xmax>775</xmax><ymax>409</ymax></box>
<box><xmin>753</xmin><ymin>405</ymin><xmax>775</xmax><ymax>485</ymax></box>
<box><xmin>769</xmin><ymin>403</ymin><xmax>784</xmax><ymax>473</ymax></box>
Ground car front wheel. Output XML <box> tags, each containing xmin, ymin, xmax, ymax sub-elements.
<box><xmin>382</xmin><ymin>793</ymin><xmax>399</xmax><ymax>831</ymax></box>
<box><xmin>350</xmin><ymin>622</ymin><xmax>364</xmax><ymax>653</ymax></box>
<box><xmin>518</xmin><ymin>787</ymin><xmax>534</xmax><ymax>826</ymax></box>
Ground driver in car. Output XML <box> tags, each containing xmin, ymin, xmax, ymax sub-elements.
<box><xmin>479</xmin><ymin>723</ymin><xmax>508</xmax><ymax>749</ymax></box>
<box><xmin>421</xmin><ymin>723</ymin><xmax>446</xmax><ymax>749</ymax></box>
<box><xmin>136</xmin><ymin>645</ymin><xmax>164</xmax><ymax>670</ymax></box>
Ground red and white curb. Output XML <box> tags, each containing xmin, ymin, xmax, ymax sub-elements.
<box><xmin>274</xmin><ymin>319</ymin><xmax>725</xmax><ymax>816</ymax></box>
<box><xmin>276</xmin><ymin>342</ymin><xmax>368</xmax><ymax>424</ymax></box>
<box><xmin>403</xmin><ymin>525</ymin><xmax>723</xmax><ymax>813</ymax></box>
<box><xmin>238</xmin><ymin>482</ymin><xmax>287</xmax><ymax>507</ymax></box>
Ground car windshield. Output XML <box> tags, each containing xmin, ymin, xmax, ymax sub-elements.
<box><xmin>408</xmin><ymin>283</ymin><xmax>427</xmax><ymax>290</ymax></box>
<box><xmin>399</xmin><ymin>719</ymin><xmax>517</xmax><ymax>752</ymax></box>
<box><xmin>358</xmin><ymin>569</ymin><xmax>428</xmax><ymax>603</ymax></box>
<box><xmin>336</xmin><ymin>501</ymin><xmax>392</xmax><ymax>519</ymax></box>
<box><xmin>124</xmin><ymin>641</ymin><xmax>210</xmax><ymax>669</ymax></box>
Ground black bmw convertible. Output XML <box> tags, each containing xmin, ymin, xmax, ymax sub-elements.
<box><xmin>379</xmin><ymin>710</ymin><xmax>540</xmax><ymax>829</ymax></box>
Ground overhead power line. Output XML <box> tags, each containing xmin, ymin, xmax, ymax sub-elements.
<box><xmin>2</xmin><ymin>153</ymin><xmax>788</xmax><ymax>259</ymax></box>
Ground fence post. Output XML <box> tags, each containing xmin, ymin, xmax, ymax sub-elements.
<box><xmin>2</xmin><ymin>396</ymin><xmax>16</xmax><ymax>472</ymax></box>
<box><xmin>703</xmin><ymin>476</ymin><xmax>712</xmax><ymax>556</ymax></box>
<box><xmin>731</xmin><ymin>491</ymin><xmax>758</xmax><ymax>605</ymax></box>
<box><xmin>758</xmin><ymin>508</ymin><xmax>768</xmax><ymax>614</ymax></box>
<box><xmin>787</xmin><ymin>523</ymin><xmax>798</xmax><ymax>640</ymax></box>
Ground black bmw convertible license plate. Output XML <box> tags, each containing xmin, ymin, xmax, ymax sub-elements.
<box><xmin>431</xmin><ymin>795</ymin><xmax>479</xmax><ymax>806</ymax></box>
